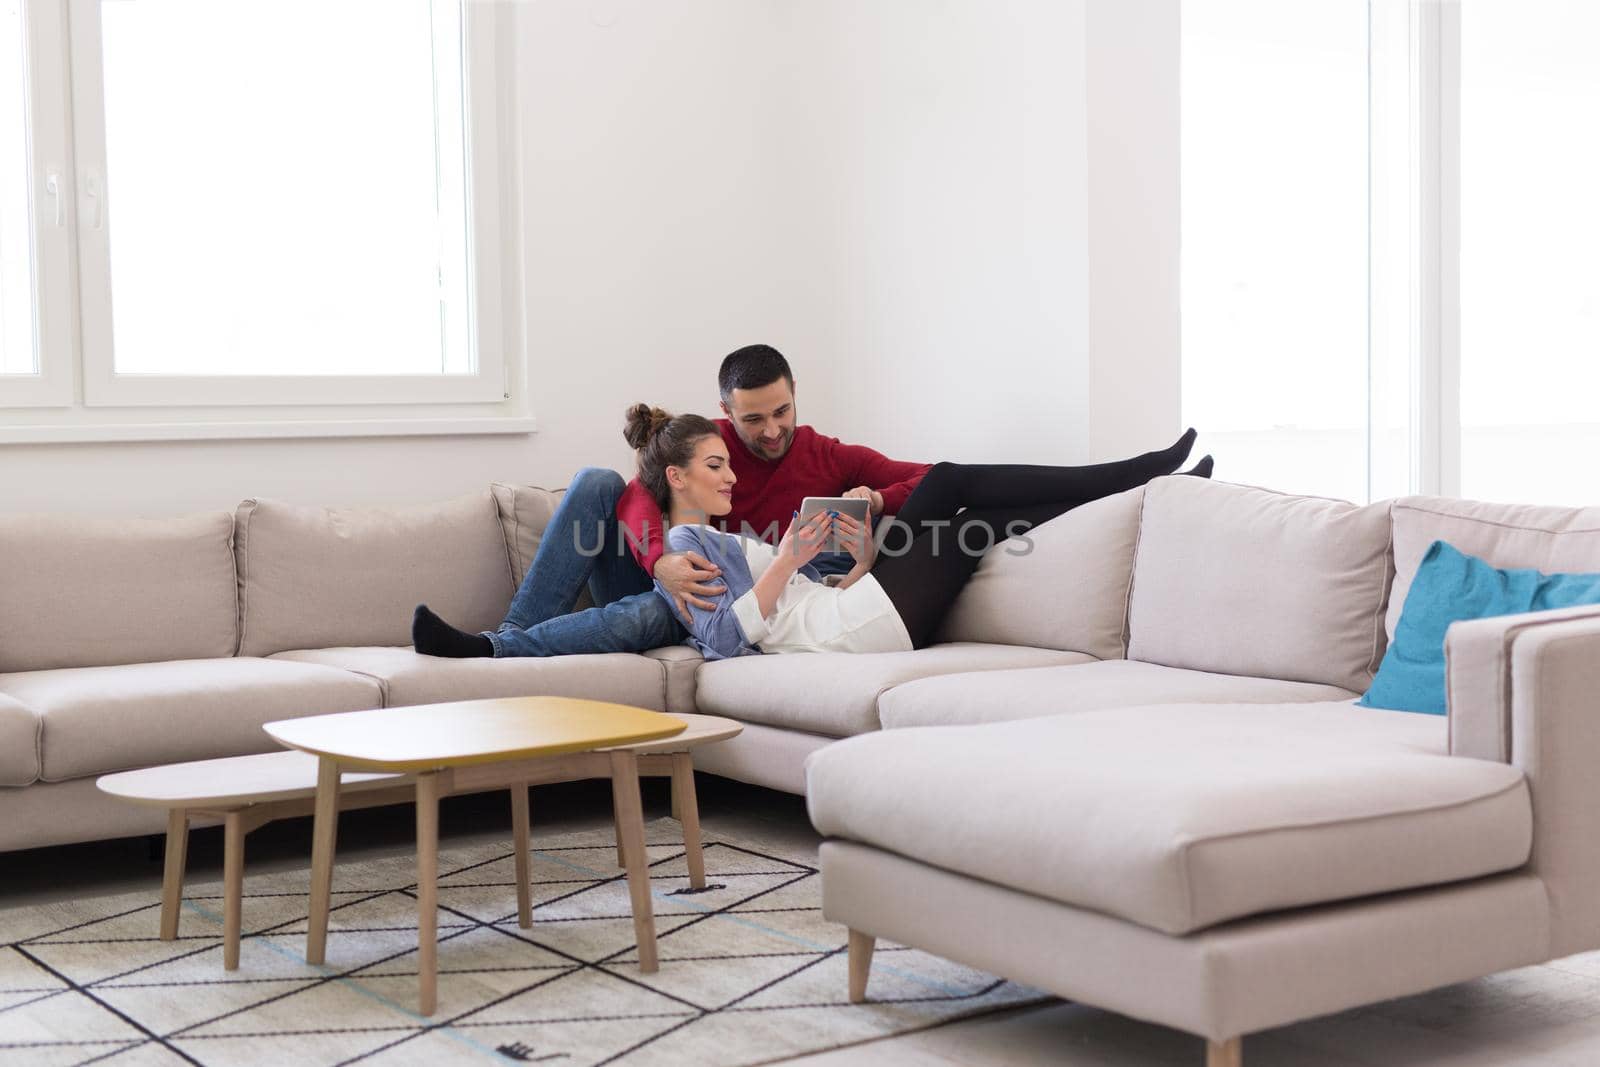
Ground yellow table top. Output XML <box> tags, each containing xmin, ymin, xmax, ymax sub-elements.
<box><xmin>262</xmin><ymin>696</ymin><xmax>687</xmax><ymax>772</ymax></box>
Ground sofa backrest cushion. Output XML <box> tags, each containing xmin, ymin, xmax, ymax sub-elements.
<box><xmin>0</xmin><ymin>511</ymin><xmax>238</xmax><ymax>671</ymax></box>
<box><xmin>1387</xmin><ymin>495</ymin><xmax>1600</xmax><ymax>643</ymax></box>
<box><xmin>490</xmin><ymin>482</ymin><xmax>564</xmax><ymax>586</ymax></box>
<box><xmin>936</xmin><ymin>486</ymin><xmax>1146</xmax><ymax>659</ymax></box>
<box><xmin>1126</xmin><ymin>477</ymin><xmax>1393</xmax><ymax>691</ymax></box>
<box><xmin>236</xmin><ymin>492</ymin><xmax>514</xmax><ymax>657</ymax></box>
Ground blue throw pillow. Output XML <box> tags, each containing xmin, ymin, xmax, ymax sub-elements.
<box><xmin>1359</xmin><ymin>540</ymin><xmax>1600</xmax><ymax>715</ymax></box>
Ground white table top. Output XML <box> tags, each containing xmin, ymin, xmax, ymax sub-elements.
<box><xmin>97</xmin><ymin>711</ymin><xmax>741</xmax><ymax>806</ymax></box>
<box><xmin>263</xmin><ymin>696</ymin><xmax>686</xmax><ymax>772</ymax></box>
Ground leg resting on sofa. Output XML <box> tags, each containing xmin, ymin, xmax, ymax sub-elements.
<box><xmin>1207</xmin><ymin>1037</ymin><xmax>1242</xmax><ymax>1067</ymax></box>
<box><xmin>848</xmin><ymin>929</ymin><xmax>875</xmax><ymax>1003</ymax></box>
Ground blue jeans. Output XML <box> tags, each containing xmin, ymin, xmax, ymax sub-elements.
<box><xmin>486</xmin><ymin>467</ymin><xmax>687</xmax><ymax>657</ymax></box>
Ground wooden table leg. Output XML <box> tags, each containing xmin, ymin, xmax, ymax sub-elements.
<box><xmin>614</xmin><ymin>805</ymin><xmax>626</xmax><ymax>868</ymax></box>
<box><xmin>416</xmin><ymin>771</ymin><xmax>441</xmax><ymax>1016</ymax></box>
<box><xmin>609</xmin><ymin>750</ymin><xmax>657</xmax><ymax>973</ymax></box>
<box><xmin>670</xmin><ymin>754</ymin><xmax>706</xmax><ymax>889</ymax></box>
<box><xmin>510</xmin><ymin>782</ymin><xmax>532</xmax><ymax>929</ymax></box>
<box><xmin>222</xmin><ymin>812</ymin><xmax>245</xmax><ymax>971</ymax></box>
<box><xmin>305</xmin><ymin>756</ymin><xmax>342</xmax><ymax>966</ymax></box>
<box><xmin>159</xmin><ymin>809</ymin><xmax>189</xmax><ymax>941</ymax></box>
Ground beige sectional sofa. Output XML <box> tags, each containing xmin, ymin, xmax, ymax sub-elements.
<box><xmin>5</xmin><ymin>472</ymin><xmax>1598</xmax><ymax>1063</ymax></box>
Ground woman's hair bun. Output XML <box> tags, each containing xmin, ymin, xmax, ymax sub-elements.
<box><xmin>622</xmin><ymin>403</ymin><xmax>673</xmax><ymax>450</ymax></box>
<box><xmin>625</xmin><ymin>406</ymin><xmax>724</xmax><ymax>511</ymax></box>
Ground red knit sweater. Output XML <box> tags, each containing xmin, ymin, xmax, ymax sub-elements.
<box><xmin>616</xmin><ymin>419</ymin><xmax>930</xmax><ymax>574</ymax></box>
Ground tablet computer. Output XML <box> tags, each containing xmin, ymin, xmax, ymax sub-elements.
<box><xmin>798</xmin><ymin>496</ymin><xmax>872</xmax><ymax>554</ymax></box>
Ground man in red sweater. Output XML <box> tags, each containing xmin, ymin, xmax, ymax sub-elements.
<box><xmin>619</xmin><ymin>344</ymin><xmax>931</xmax><ymax>621</ymax></box>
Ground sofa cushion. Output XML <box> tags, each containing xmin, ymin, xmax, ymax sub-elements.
<box><xmin>936</xmin><ymin>487</ymin><xmax>1145</xmax><ymax>659</ymax></box>
<box><xmin>0</xmin><ymin>511</ymin><xmax>237</xmax><ymax>672</ymax></box>
<box><xmin>694</xmin><ymin>643</ymin><xmax>1093</xmax><ymax>737</ymax></box>
<box><xmin>1127</xmin><ymin>477</ymin><xmax>1393</xmax><ymax>691</ymax></box>
<box><xmin>0</xmin><ymin>659</ymin><xmax>384</xmax><ymax>782</ymax></box>
<box><xmin>491</xmin><ymin>482</ymin><xmax>564</xmax><ymax>587</ymax></box>
<box><xmin>270</xmin><ymin>646</ymin><xmax>666</xmax><ymax>711</ymax></box>
<box><xmin>878</xmin><ymin>659</ymin><xmax>1358</xmax><ymax>729</ymax></box>
<box><xmin>1388</xmin><ymin>495</ymin><xmax>1600</xmax><ymax>644</ymax></box>
<box><xmin>489</xmin><ymin>482</ymin><xmax>597</xmax><ymax>612</ymax></box>
<box><xmin>0</xmin><ymin>692</ymin><xmax>41</xmax><ymax>786</ymax></box>
<box><xmin>807</xmin><ymin>702</ymin><xmax>1529</xmax><ymax>935</ymax></box>
<box><xmin>645</xmin><ymin>645</ymin><xmax>703</xmax><ymax>715</ymax></box>
<box><xmin>236</xmin><ymin>492</ymin><xmax>514</xmax><ymax>657</ymax></box>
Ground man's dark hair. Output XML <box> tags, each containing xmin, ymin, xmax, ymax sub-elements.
<box><xmin>718</xmin><ymin>344</ymin><xmax>793</xmax><ymax>402</ymax></box>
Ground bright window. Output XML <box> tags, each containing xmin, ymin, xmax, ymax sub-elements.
<box><xmin>1180</xmin><ymin>0</ymin><xmax>1370</xmax><ymax>503</ymax></box>
<box><xmin>1457</xmin><ymin>0</ymin><xmax>1600</xmax><ymax>506</ymax></box>
<box><xmin>70</xmin><ymin>0</ymin><xmax>499</xmax><ymax>407</ymax></box>
<box><xmin>2</xmin><ymin>0</ymin><xmax>518</xmax><ymax>429</ymax></box>
<box><xmin>1184</xmin><ymin>1</ymin><xmax>1600</xmax><ymax>508</ymax></box>
<box><xmin>96</xmin><ymin>0</ymin><xmax>470</xmax><ymax>379</ymax></box>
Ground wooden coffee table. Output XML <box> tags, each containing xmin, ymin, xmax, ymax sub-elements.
<box><xmin>97</xmin><ymin>712</ymin><xmax>741</xmax><ymax>985</ymax></box>
<box><xmin>263</xmin><ymin>696</ymin><xmax>687</xmax><ymax>1015</ymax></box>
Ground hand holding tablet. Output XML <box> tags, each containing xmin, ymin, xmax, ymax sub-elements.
<box><xmin>798</xmin><ymin>497</ymin><xmax>872</xmax><ymax>555</ymax></box>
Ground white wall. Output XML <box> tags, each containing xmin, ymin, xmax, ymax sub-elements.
<box><xmin>770</xmin><ymin>0</ymin><xmax>1092</xmax><ymax>465</ymax></box>
<box><xmin>772</xmin><ymin>0</ymin><xmax>1180</xmax><ymax>466</ymax></box>
<box><xmin>1085</xmin><ymin>0</ymin><xmax>1182</xmax><ymax>461</ymax></box>
<box><xmin>0</xmin><ymin>0</ymin><xmax>1180</xmax><ymax>516</ymax></box>
<box><xmin>511</xmin><ymin>0</ymin><xmax>807</xmax><ymax>477</ymax></box>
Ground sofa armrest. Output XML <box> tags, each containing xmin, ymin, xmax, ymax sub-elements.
<box><xmin>1447</xmin><ymin>608</ymin><xmax>1600</xmax><ymax>955</ymax></box>
<box><xmin>1445</xmin><ymin>604</ymin><xmax>1600</xmax><ymax>762</ymax></box>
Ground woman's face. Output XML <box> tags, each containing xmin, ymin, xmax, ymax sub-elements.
<box><xmin>668</xmin><ymin>435</ymin><xmax>736</xmax><ymax>519</ymax></box>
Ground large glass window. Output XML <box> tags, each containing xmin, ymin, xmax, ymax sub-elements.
<box><xmin>1180</xmin><ymin>0</ymin><xmax>1370</xmax><ymax>502</ymax></box>
<box><xmin>1457</xmin><ymin>0</ymin><xmax>1600</xmax><ymax>506</ymax></box>
<box><xmin>2</xmin><ymin>0</ymin><xmax>513</xmax><ymax>426</ymax></box>
<box><xmin>95</xmin><ymin>0</ymin><xmax>471</xmax><ymax>379</ymax></box>
<box><xmin>1185</xmin><ymin>1</ymin><xmax>1600</xmax><ymax>508</ymax></box>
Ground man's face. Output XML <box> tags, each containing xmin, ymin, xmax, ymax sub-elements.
<box><xmin>722</xmin><ymin>378</ymin><xmax>797</xmax><ymax>461</ymax></box>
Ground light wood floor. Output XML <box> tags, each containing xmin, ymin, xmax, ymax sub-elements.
<box><xmin>6</xmin><ymin>777</ymin><xmax>1599</xmax><ymax>1066</ymax></box>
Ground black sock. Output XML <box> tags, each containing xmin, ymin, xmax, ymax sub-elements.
<box><xmin>1177</xmin><ymin>454</ymin><xmax>1214</xmax><ymax>479</ymax></box>
<box><xmin>1138</xmin><ymin>427</ymin><xmax>1198</xmax><ymax>480</ymax></box>
<box><xmin>412</xmin><ymin>604</ymin><xmax>493</xmax><ymax>658</ymax></box>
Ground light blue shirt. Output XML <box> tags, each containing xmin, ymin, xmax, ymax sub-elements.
<box><xmin>655</xmin><ymin>525</ymin><xmax>819</xmax><ymax>660</ymax></box>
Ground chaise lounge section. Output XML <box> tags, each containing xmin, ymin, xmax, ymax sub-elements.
<box><xmin>806</xmin><ymin>478</ymin><xmax>1600</xmax><ymax>1063</ymax></box>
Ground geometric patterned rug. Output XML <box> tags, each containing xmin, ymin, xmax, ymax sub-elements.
<box><xmin>0</xmin><ymin>819</ymin><xmax>1043</xmax><ymax>1066</ymax></box>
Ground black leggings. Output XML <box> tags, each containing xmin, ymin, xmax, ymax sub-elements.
<box><xmin>871</xmin><ymin>443</ymin><xmax>1187</xmax><ymax>648</ymax></box>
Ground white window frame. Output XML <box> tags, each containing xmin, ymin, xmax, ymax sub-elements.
<box><xmin>1364</xmin><ymin>0</ymin><xmax>1463</xmax><ymax>501</ymax></box>
<box><xmin>1</xmin><ymin>0</ymin><xmax>74</xmax><ymax>407</ymax></box>
<box><xmin>1406</xmin><ymin>0</ymin><xmax>1461</xmax><ymax>497</ymax></box>
<box><xmin>2</xmin><ymin>0</ymin><xmax>530</xmax><ymax>440</ymax></box>
<box><xmin>1181</xmin><ymin>1</ymin><xmax>1468</xmax><ymax>503</ymax></box>
<box><xmin>69</xmin><ymin>0</ymin><xmax>505</xmax><ymax>407</ymax></box>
